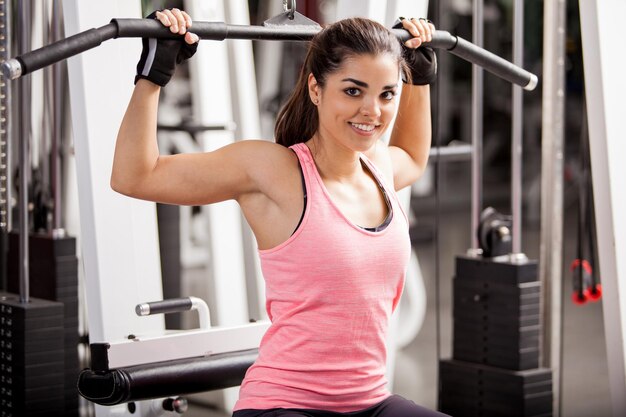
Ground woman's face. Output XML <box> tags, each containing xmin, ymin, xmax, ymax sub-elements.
<box><xmin>309</xmin><ymin>53</ymin><xmax>400</xmax><ymax>153</ymax></box>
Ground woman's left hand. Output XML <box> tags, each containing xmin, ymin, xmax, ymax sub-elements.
<box><xmin>398</xmin><ymin>17</ymin><xmax>435</xmax><ymax>49</ymax></box>
<box><xmin>394</xmin><ymin>17</ymin><xmax>437</xmax><ymax>85</ymax></box>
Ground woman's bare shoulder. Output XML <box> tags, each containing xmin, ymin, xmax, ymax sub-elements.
<box><xmin>232</xmin><ymin>139</ymin><xmax>300</xmax><ymax>189</ymax></box>
<box><xmin>234</xmin><ymin>140</ymin><xmax>297</xmax><ymax>169</ymax></box>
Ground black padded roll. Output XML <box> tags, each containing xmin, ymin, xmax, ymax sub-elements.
<box><xmin>77</xmin><ymin>349</ymin><xmax>258</xmax><ymax>406</ymax></box>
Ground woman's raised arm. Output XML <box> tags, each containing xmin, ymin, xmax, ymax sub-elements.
<box><xmin>388</xmin><ymin>17</ymin><xmax>437</xmax><ymax>190</ymax></box>
<box><xmin>111</xmin><ymin>9</ymin><xmax>262</xmax><ymax>206</ymax></box>
<box><xmin>111</xmin><ymin>79</ymin><xmax>267</xmax><ymax>206</ymax></box>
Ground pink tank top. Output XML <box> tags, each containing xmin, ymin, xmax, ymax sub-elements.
<box><xmin>234</xmin><ymin>143</ymin><xmax>411</xmax><ymax>412</ymax></box>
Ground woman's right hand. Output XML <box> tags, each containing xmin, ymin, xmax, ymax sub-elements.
<box><xmin>135</xmin><ymin>9</ymin><xmax>200</xmax><ymax>87</ymax></box>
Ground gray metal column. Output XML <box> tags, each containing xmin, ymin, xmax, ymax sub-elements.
<box><xmin>469</xmin><ymin>0</ymin><xmax>483</xmax><ymax>254</ymax></box>
<box><xmin>511</xmin><ymin>0</ymin><xmax>523</xmax><ymax>256</ymax></box>
<box><xmin>0</xmin><ymin>0</ymin><xmax>11</xmax><ymax>289</ymax></box>
<box><xmin>540</xmin><ymin>0</ymin><xmax>565</xmax><ymax>415</ymax></box>
<box><xmin>17</xmin><ymin>0</ymin><xmax>32</xmax><ymax>303</ymax></box>
<box><xmin>51</xmin><ymin>0</ymin><xmax>66</xmax><ymax>236</ymax></box>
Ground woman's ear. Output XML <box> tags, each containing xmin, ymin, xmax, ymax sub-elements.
<box><xmin>308</xmin><ymin>73</ymin><xmax>320</xmax><ymax>105</ymax></box>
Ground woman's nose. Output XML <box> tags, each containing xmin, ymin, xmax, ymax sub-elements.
<box><xmin>360</xmin><ymin>98</ymin><xmax>381</xmax><ymax>118</ymax></box>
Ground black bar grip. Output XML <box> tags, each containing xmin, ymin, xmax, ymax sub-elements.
<box><xmin>135</xmin><ymin>297</ymin><xmax>193</xmax><ymax>316</ymax></box>
<box><xmin>391</xmin><ymin>29</ymin><xmax>458</xmax><ymax>50</ymax></box>
<box><xmin>392</xmin><ymin>29</ymin><xmax>536</xmax><ymax>90</ymax></box>
<box><xmin>4</xmin><ymin>23</ymin><xmax>118</xmax><ymax>79</ymax></box>
<box><xmin>113</xmin><ymin>18</ymin><xmax>228</xmax><ymax>41</ymax></box>
<box><xmin>113</xmin><ymin>18</ymin><xmax>318</xmax><ymax>41</ymax></box>
<box><xmin>448</xmin><ymin>36</ymin><xmax>538</xmax><ymax>90</ymax></box>
<box><xmin>222</xmin><ymin>23</ymin><xmax>319</xmax><ymax>40</ymax></box>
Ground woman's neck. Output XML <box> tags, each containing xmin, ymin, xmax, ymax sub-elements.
<box><xmin>305</xmin><ymin>133</ymin><xmax>365</xmax><ymax>182</ymax></box>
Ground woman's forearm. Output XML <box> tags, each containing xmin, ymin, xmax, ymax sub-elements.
<box><xmin>387</xmin><ymin>83</ymin><xmax>432</xmax><ymax>189</ymax></box>
<box><xmin>389</xmin><ymin>83</ymin><xmax>432</xmax><ymax>172</ymax></box>
<box><xmin>110</xmin><ymin>80</ymin><xmax>162</xmax><ymax>195</ymax></box>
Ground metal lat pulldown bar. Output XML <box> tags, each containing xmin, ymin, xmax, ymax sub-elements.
<box><xmin>1</xmin><ymin>18</ymin><xmax>538</xmax><ymax>91</ymax></box>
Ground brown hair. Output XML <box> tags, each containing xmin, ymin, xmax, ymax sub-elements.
<box><xmin>274</xmin><ymin>17</ymin><xmax>407</xmax><ymax>147</ymax></box>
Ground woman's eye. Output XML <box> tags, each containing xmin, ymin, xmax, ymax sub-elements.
<box><xmin>345</xmin><ymin>87</ymin><xmax>360</xmax><ymax>97</ymax></box>
<box><xmin>381</xmin><ymin>91</ymin><xmax>396</xmax><ymax>100</ymax></box>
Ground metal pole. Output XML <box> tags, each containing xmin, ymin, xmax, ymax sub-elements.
<box><xmin>51</xmin><ymin>0</ymin><xmax>65</xmax><ymax>236</ymax></box>
<box><xmin>511</xmin><ymin>0</ymin><xmax>523</xmax><ymax>256</ymax></box>
<box><xmin>17</xmin><ymin>0</ymin><xmax>32</xmax><ymax>303</ymax></box>
<box><xmin>470</xmin><ymin>0</ymin><xmax>484</xmax><ymax>254</ymax></box>
<box><xmin>0</xmin><ymin>0</ymin><xmax>10</xmax><ymax>290</ymax></box>
<box><xmin>540</xmin><ymin>0</ymin><xmax>566</xmax><ymax>415</ymax></box>
<box><xmin>0</xmin><ymin>0</ymin><xmax>8</xmax><ymax>234</ymax></box>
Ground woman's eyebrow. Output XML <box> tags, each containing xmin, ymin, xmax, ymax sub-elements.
<box><xmin>342</xmin><ymin>77</ymin><xmax>368</xmax><ymax>87</ymax></box>
<box><xmin>341</xmin><ymin>78</ymin><xmax>397</xmax><ymax>90</ymax></box>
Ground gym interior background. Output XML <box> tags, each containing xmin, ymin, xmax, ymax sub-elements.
<box><xmin>0</xmin><ymin>0</ymin><xmax>623</xmax><ymax>416</ymax></box>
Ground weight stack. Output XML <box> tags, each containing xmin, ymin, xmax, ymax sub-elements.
<box><xmin>0</xmin><ymin>292</ymin><xmax>65</xmax><ymax>416</ymax></box>
<box><xmin>439</xmin><ymin>256</ymin><xmax>553</xmax><ymax>417</ymax></box>
<box><xmin>7</xmin><ymin>232</ymin><xmax>79</xmax><ymax>417</ymax></box>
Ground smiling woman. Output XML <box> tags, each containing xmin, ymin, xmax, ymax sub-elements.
<box><xmin>111</xmin><ymin>8</ymin><xmax>446</xmax><ymax>417</ymax></box>
<box><xmin>309</xmin><ymin>54</ymin><xmax>400</xmax><ymax>154</ymax></box>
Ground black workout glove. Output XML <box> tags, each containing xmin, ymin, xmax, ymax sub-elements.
<box><xmin>135</xmin><ymin>11</ymin><xmax>198</xmax><ymax>87</ymax></box>
<box><xmin>393</xmin><ymin>18</ymin><xmax>437</xmax><ymax>85</ymax></box>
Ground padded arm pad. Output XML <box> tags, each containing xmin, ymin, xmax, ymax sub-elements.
<box><xmin>78</xmin><ymin>349</ymin><xmax>258</xmax><ymax>405</ymax></box>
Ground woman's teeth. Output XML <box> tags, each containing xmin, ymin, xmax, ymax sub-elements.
<box><xmin>351</xmin><ymin>123</ymin><xmax>375</xmax><ymax>132</ymax></box>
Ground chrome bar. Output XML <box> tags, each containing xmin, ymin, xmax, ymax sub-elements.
<box><xmin>51</xmin><ymin>0</ymin><xmax>65</xmax><ymax>233</ymax></box>
<box><xmin>470</xmin><ymin>0</ymin><xmax>484</xmax><ymax>254</ymax></box>
<box><xmin>17</xmin><ymin>0</ymin><xmax>31</xmax><ymax>303</ymax></box>
<box><xmin>511</xmin><ymin>0</ymin><xmax>524</xmax><ymax>255</ymax></box>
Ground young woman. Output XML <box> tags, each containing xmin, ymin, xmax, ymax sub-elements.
<box><xmin>112</xmin><ymin>8</ymin><xmax>448</xmax><ymax>417</ymax></box>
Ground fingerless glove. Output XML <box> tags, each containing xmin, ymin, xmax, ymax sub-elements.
<box><xmin>393</xmin><ymin>19</ymin><xmax>437</xmax><ymax>85</ymax></box>
<box><xmin>135</xmin><ymin>11</ymin><xmax>198</xmax><ymax>87</ymax></box>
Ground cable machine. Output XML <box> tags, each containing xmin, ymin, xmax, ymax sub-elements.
<box><xmin>0</xmin><ymin>1</ymin><xmax>543</xmax><ymax>416</ymax></box>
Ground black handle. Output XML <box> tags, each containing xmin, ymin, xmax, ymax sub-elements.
<box><xmin>1</xmin><ymin>18</ymin><xmax>538</xmax><ymax>90</ymax></box>
<box><xmin>392</xmin><ymin>29</ymin><xmax>537</xmax><ymax>90</ymax></box>
<box><xmin>4</xmin><ymin>23</ymin><xmax>118</xmax><ymax>79</ymax></box>
<box><xmin>449</xmin><ymin>36</ymin><xmax>537</xmax><ymax>90</ymax></box>
<box><xmin>135</xmin><ymin>297</ymin><xmax>193</xmax><ymax>316</ymax></box>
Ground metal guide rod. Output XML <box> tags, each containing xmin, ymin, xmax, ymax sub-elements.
<box><xmin>51</xmin><ymin>0</ymin><xmax>65</xmax><ymax>234</ymax></box>
<box><xmin>511</xmin><ymin>0</ymin><xmax>524</xmax><ymax>256</ymax></box>
<box><xmin>0</xmin><ymin>0</ymin><xmax>10</xmax><ymax>291</ymax></box>
<box><xmin>1</xmin><ymin>18</ymin><xmax>538</xmax><ymax>90</ymax></box>
<box><xmin>0</xmin><ymin>0</ymin><xmax>9</xmax><ymax>236</ymax></box>
<box><xmin>470</xmin><ymin>0</ymin><xmax>484</xmax><ymax>253</ymax></box>
<box><xmin>17</xmin><ymin>0</ymin><xmax>30</xmax><ymax>303</ymax></box>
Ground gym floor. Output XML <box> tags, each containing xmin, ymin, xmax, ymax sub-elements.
<box><xmin>184</xmin><ymin>170</ymin><xmax>611</xmax><ymax>417</ymax></box>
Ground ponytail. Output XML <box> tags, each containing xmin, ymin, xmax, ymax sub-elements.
<box><xmin>274</xmin><ymin>49</ymin><xmax>318</xmax><ymax>147</ymax></box>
